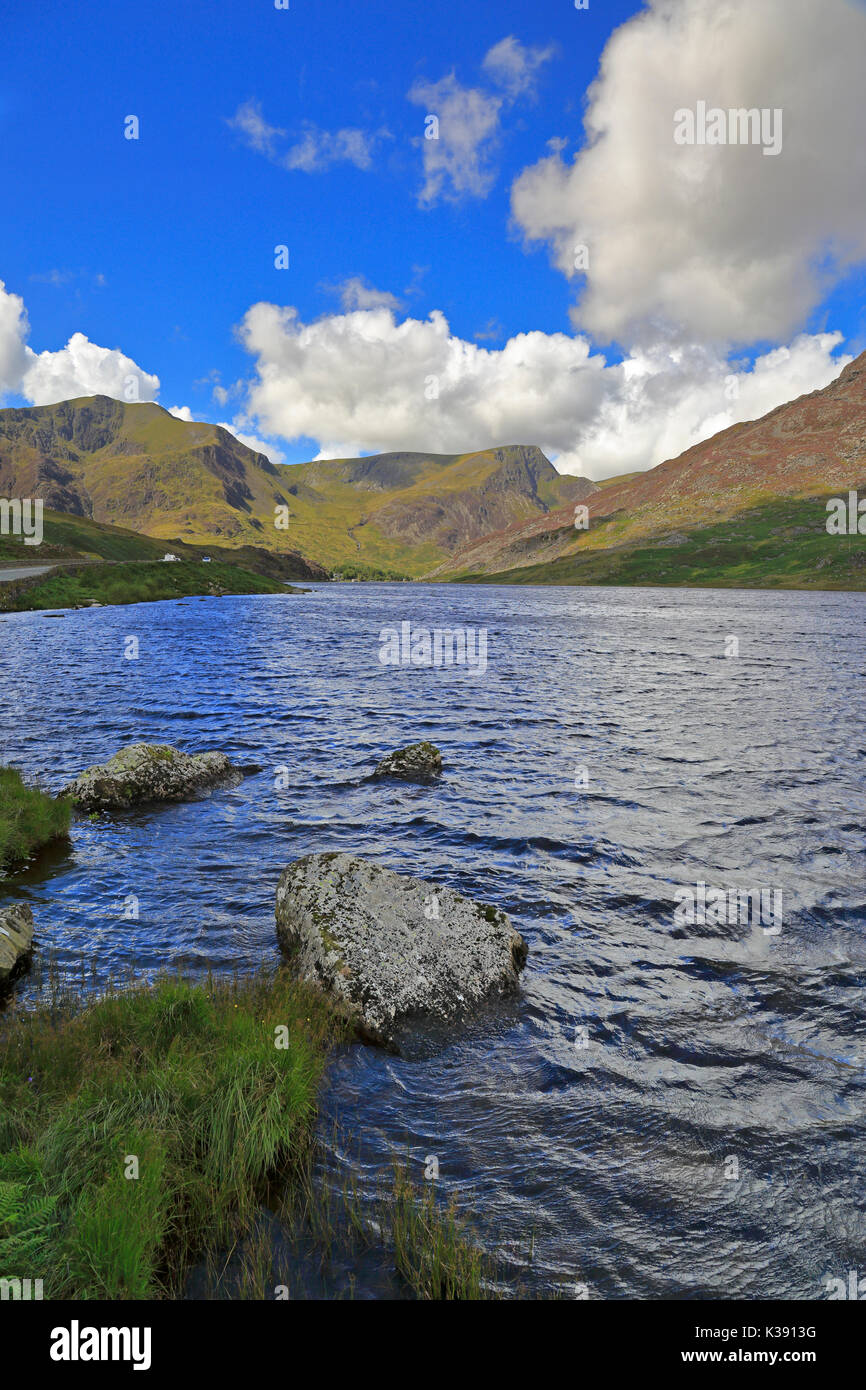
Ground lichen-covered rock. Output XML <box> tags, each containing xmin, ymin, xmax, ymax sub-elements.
<box><xmin>372</xmin><ymin>741</ymin><xmax>443</xmax><ymax>781</ymax></box>
<box><xmin>0</xmin><ymin>903</ymin><xmax>34</xmax><ymax>982</ymax></box>
<box><xmin>58</xmin><ymin>743</ymin><xmax>242</xmax><ymax>812</ymax></box>
<box><xmin>275</xmin><ymin>852</ymin><xmax>527</xmax><ymax>1044</ymax></box>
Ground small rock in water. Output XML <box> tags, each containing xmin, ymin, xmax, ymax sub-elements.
<box><xmin>0</xmin><ymin>904</ymin><xmax>34</xmax><ymax>983</ymax></box>
<box><xmin>372</xmin><ymin>741</ymin><xmax>443</xmax><ymax>781</ymax></box>
<box><xmin>275</xmin><ymin>852</ymin><xmax>527</xmax><ymax>1045</ymax></box>
<box><xmin>58</xmin><ymin>742</ymin><xmax>243</xmax><ymax>812</ymax></box>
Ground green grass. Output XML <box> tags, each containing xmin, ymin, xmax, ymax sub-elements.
<box><xmin>456</xmin><ymin>493</ymin><xmax>866</xmax><ymax>590</ymax></box>
<box><xmin>0</xmin><ymin>768</ymin><xmax>71</xmax><ymax>869</ymax></box>
<box><xmin>0</xmin><ymin>509</ymin><xmax>324</xmax><ymax>583</ymax></box>
<box><xmin>0</xmin><ymin>971</ymin><xmax>341</xmax><ymax>1299</ymax></box>
<box><xmin>269</xmin><ymin>1149</ymin><xmax>505</xmax><ymax>1301</ymax></box>
<box><xmin>0</xmin><ymin>511</ymin><xmax>172</xmax><ymax>565</ymax></box>
<box><xmin>387</xmin><ymin>1164</ymin><xmax>494</xmax><ymax>1299</ymax></box>
<box><xmin>0</xmin><ymin>970</ymin><xmax>507</xmax><ymax>1300</ymax></box>
<box><xmin>0</xmin><ymin>560</ymin><xmax>289</xmax><ymax>612</ymax></box>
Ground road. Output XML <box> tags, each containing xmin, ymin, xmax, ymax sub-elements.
<box><xmin>0</xmin><ymin>565</ymin><xmax>55</xmax><ymax>583</ymax></box>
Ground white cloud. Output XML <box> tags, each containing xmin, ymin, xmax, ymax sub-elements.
<box><xmin>408</xmin><ymin>37</ymin><xmax>554</xmax><ymax>206</ymax></box>
<box><xmin>331</xmin><ymin>277</ymin><xmax>403</xmax><ymax>312</ymax></box>
<box><xmin>227</xmin><ymin>100</ymin><xmax>383</xmax><ymax>174</ymax></box>
<box><xmin>0</xmin><ymin>280</ymin><xmax>159</xmax><ymax>407</ymax></box>
<box><xmin>408</xmin><ymin>75</ymin><xmax>502</xmax><ymax>204</ymax></box>
<box><xmin>235</xmin><ymin>297</ymin><xmax>849</xmax><ymax>478</ymax></box>
<box><xmin>168</xmin><ymin>404</ymin><xmax>193</xmax><ymax>421</ymax></box>
<box><xmin>22</xmin><ymin>333</ymin><xmax>160</xmax><ymax>407</ymax></box>
<box><xmin>227</xmin><ymin>100</ymin><xmax>285</xmax><ymax>156</ymax></box>
<box><xmin>551</xmin><ymin>332</ymin><xmax>851</xmax><ymax>477</ymax></box>
<box><xmin>482</xmin><ymin>36</ymin><xmax>555</xmax><ymax>99</ymax></box>
<box><xmin>511</xmin><ymin>0</ymin><xmax>866</xmax><ymax>347</ymax></box>
<box><xmin>0</xmin><ymin>280</ymin><xmax>30</xmax><ymax>395</ymax></box>
<box><xmin>282</xmin><ymin>124</ymin><xmax>380</xmax><ymax>173</ymax></box>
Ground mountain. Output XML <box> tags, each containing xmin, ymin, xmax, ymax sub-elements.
<box><xmin>277</xmin><ymin>444</ymin><xmax>595</xmax><ymax>574</ymax></box>
<box><xmin>0</xmin><ymin>395</ymin><xmax>293</xmax><ymax>547</ymax></box>
<box><xmin>0</xmin><ymin>398</ymin><xmax>595</xmax><ymax>576</ymax></box>
<box><xmin>431</xmin><ymin>351</ymin><xmax>866</xmax><ymax>588</ymax></box>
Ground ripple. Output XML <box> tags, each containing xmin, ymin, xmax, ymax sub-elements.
<box><xmin>1</xmin><ymin>582</ymin><xmax>865</xmax><ymax>1299</ymax></box>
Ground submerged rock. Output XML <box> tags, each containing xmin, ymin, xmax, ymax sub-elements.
<box><xmin>59</xmin><ymin>743</ymin><xmax>242</xmax><ymax>812</ymax></box>
<box><xmin>372</xmin><ymin>741</ymin><xmax>443</xmax><ymax>781</ymax></box>
<box><xmin>275</xmin><ymin>852</ymin><xmax>527</xmax><ymax>1044</ymax></box>
<box><xmin>0</xmin><ymin>903</ymin><xmax>34</xmax><ymax>982</ymax></box>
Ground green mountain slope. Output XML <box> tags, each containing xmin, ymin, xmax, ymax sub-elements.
<box><xmin>0</xmin><ymin>398</ymin><xmax>596</xmax><ymax>577</ymax></box>
<box><xmin>454</xmin><ymin>492</ymin><xmax>866</xmax><ymax>590</ymax></box>
<box><xmin>0</xmin><ymin>507</ymin><xmax>328</xmax><ymax>581</ymax></box>
<box><xmin>276</xmin><ymin>445</ymin><xmax>594</xmax><ymax>574</ymax></box>
<box><xmin>0</xmin><ymin>396</ymin><xmax>292</xmax><ymax>548</ymax></box>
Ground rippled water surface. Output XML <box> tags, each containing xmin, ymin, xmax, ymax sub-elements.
<box><xmin>2</xmin><ymin>583</ymin><xmax>865</xmax><ymax>1298</ymax></box>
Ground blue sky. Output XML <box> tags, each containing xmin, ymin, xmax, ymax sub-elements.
<box><xmin>1</xmin><ymin>0</ymin><xmax>865</xmax><ymax>477</ymax></box>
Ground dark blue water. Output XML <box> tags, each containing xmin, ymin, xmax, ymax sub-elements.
<box><xmin>2</xmin><ymin>583</ymin><xmax>865</xmax><ymax>1298</ymax></box>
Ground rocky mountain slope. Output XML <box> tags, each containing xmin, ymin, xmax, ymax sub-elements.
<box><xmin>431</xmin><ymin>351</ymin><xmax>866</xmax><ymax>581</ymax></box>
<box><xmin>0</xmin><ymin>398</ymin><xmax>594</xmax><ymax>576</ymax></box>
<box><xmin>278</xmin><ymin>444</ymin><xmax>595</xmax><ymax>574</ymax></box>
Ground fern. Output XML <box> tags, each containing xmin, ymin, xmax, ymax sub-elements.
<box><xmin>0</xmin><ymin>1154</ymin><xmax>58</xmax><ymax>1272</ymax></box>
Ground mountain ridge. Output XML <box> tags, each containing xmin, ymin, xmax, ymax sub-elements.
<box><xmin>0</xmin><ymin>397</ymin><xmax>595</xmax><ymax>575</ymax></box>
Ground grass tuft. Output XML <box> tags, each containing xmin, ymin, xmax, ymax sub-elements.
<box><xmin>0</xmin><ymin>767</ymin><xmax>71</xmax><ymax>870</ymax></box>
<box><xmin>0</xmin><ymin>970</ymin><xmax>342</xmax><ymax>1298</ymax></box>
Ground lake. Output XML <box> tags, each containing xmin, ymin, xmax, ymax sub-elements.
<box><xmin>2</xmin><ymin>582</ymin><xmax>864</xmax><ymax>1298</ymax></box>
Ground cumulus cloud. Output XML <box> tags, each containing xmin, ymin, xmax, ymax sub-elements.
<box><xmin>511</xmin><ymin>0</ymin><xmax>866</xmax><ymax>347</ymax></box>
<box><xmin>409</xmin><ymin>37</ymin><xmax>554</xmax><ymax>205</ymax></box>
<box><xmin>22</xmin><ymin>333</ymin><xmax>160</xmax><ymax>406</ymax></box>
<box><xmin>0</xmin><ymin>280</ymin><xmax>30</xmax><ymax>395</ymax></box>
<box><xmin>0</xmin><ymin>279</ymin><xmax>159</xmax><ymax>407</ymax></box>
<box><xmin>234</xmin><ymin>297</ymin><xmax>848</xmax><ymax>477</ymax></box>
<box><xmin>550</xmin><ymin>332</ymin><xmax>851</xmax><ymax>477</ymax></box>
<box><xmin>168</xmin><ymin>405</ymin><xmax>194</xmax><ymax>421</ymax></box>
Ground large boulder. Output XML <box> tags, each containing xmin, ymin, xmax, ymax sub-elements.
<box><xmin>0</xmin><ymin>904</ymin><xmax>34</xmax><ymax>983</ymax></box>
<box><xmin>275</xmin><ymin>852</ymin><xmax>527</xmax><ymax>1044</ymax></box>
<box><xmin>58</xmin><ymin>743</ymin><xmax>242</xmax><ymax>812</ymax></box>
<box><xmin>372</xmin><ymin>741</ymin><xmax>442</xmax><ymax>781</ymax></box>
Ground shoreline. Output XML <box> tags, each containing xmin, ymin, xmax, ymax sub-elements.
<box><xmin>0</xmin><ymin>559</ymin><xmax>310</xmax><ymax>613</ymax></box>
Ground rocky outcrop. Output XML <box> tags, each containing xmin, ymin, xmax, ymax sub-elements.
<box><xmin>59</xmin><ymin>743</ymin><xmax>242</xmax><ymax>812</ymax></box>
<box><xmin>0</xmin><ymin>904</ymin><xmax>34</xmax><ymax>982</ymax></box>
<box><xmin>275</xmin><ymin>852</ymin><xmax>527</xmax><ymax>1044</ymax></box>
<box><xmin>372</xmin><ymin>741</ymin><xmax>443</xmax><ymax>781</ymax></box>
